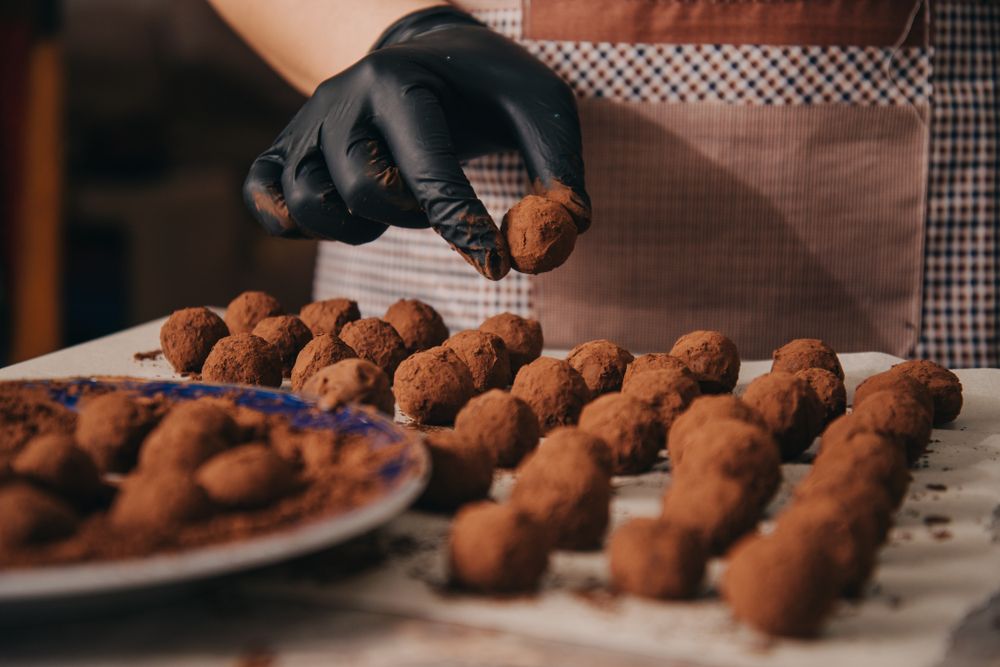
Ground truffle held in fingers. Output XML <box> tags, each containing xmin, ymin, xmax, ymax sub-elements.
<box><xmin>502</xmin><ymin>195</ymin><xmax>577</xmax><ymax>274</ymax></box>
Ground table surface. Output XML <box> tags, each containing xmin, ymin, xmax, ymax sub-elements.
<box><xmin>1</xmin><ymin>319</ymin><xmax>999</xmax><ymax>667</ymax></box>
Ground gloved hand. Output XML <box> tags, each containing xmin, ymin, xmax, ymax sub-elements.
<box><xmin>243</xmin><ymin>6</ymin><xmax>590</xmax><ymax>281</ymax></box>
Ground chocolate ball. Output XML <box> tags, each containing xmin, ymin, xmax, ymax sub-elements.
<box><xmin>0</xmin><ymin>483</ymin><xmax>77</xmax><ymax>549</ymax></box>
<box><xmin>12</xmin><ymin>434</ymin><xmax>103</xmax><ymax>504</ymax></box>
<box><xmin>829</xmin><ymin>389</ymin><xmax>932</xmax><ymax>464</ymax></box>
<box><xmin>502</xmin><ymin>195</ymin><xmax>577</xmax><ymax>274</ymax></box>
<box><xmin>622</xmin><ymin>368</ymin><xmax>701</xmax><ymax>432</ymax></box>
<box><xmin>669</xmin><ymin>331</ymin><xmax>740</xmax><ymax>394</ymax></box>
<box><xmin>793</xmin><ymin>472</ymin><xmax>894</xmax><ymax>544</ymax></box>
<box><xmin>196</xmin><ymin>444</ymin><xmax>296</xmax><ymax>509</ymax></box>
<box><xmin>444</xmin><ymin>330</ymin><xmax>512</xmax><ymax>392</ymax></box>
<box><xmin>301</xmin><ymin>358</ymin><xmax>394</xmax><ymax>415</ymax></box>
<box><xmin>160</xmin><ymin>307</ymin><xmax>229</xmax><ymax>373</ymax></box>
<box><xmin>853</xmin><ymin>371</ymin><xmax>934</xmax><ymax>419</ymax></box>
<box><xmin>566</xmin><ymin>339</ymin><xmax>634</xmax><ymax>396</ymax></box>
<box><xmin>110</xmin><ymin>470</ymin><xmax>212</xmax><ymax>529</ymax></box>
<box><xmin>536</xmin><ymin>426</ymin><xmax>613</xmax><ymax>475</ymax></box>
<box><xmin>795</xmin><ymin>367</ymin><xmax>846</xmax><ymax>426</ymax></box>
<box><xmin>224</xmin><ymin>290</ymin><xmax>283</xmax><ymax>334</ymax></box>
<box><xmin>771</xmin><ymin>338</ymin><xmax>844</xmax><ymax>380</ymax></box>
<box><xmin>510</xmin><ymin>444</ymin><xmax>610</xmax><ymax>550</ymax></box>
<box><xmin>609</xmin><ymin>518</ymin><xmax>706</xmax><ymax>600</ymax></box>
<box><xmin>75</xmin><ymin>391</ymin><xmax>158</xmax><ymax>473</ymax></box>
<box><xmin>454</xmin><ymin>390</ymin><xmax>539</xmax><ymax>468</ymax></box>
<box><xmin>511</xmin><ymin>357</ymin><xmax>589</xmax><ymax>434</ymax></box>
<box><xmin>667</xmin><ymin>395</ymin><xmax>764</xmax><ymax>467</ymax></box>
<box><xmin>417</xmin><ymin>430</ymin><xmax>494</xmax><ymax>512</ymax></box>
<box><xmin>814</xmin><ymin>428</ymin><xmax>910</xmax><ymax>507</ymax></box>
<box><xmin>252</xmin><ymin>315</ymin><xmax>313</xmax><ymax>376</ymax></box>
<box><xmin>621</xmin><ymin>353</ymin><xmax>693</xmax><ymax>387</ymax></box>
<box><xmin>384</xmin><ymin>299</ymin><xmax>449</xmax><ymax>354</ymax></box>
<box><xmin>578</xmin><ymin>393</ymin><xmax>663</xmax><ymax>474</ymax></box>
<box><xmin>661</xmin><ymin>474</ymin><xmax>760</xmax><ymax>555</ymax></box>
<box><xmin>299</xmin><ymin>298</ymin><xmax>360</xmax><ymax>336</ymax></box>
<box><xmin>394</xmin><ymin>346</ymin><xmax>475</xmax><ymax>425</ymax></box>
<box><xmin>338</xmin><ymin>318</ymin><xmax>408</xmax><ymax>379</ymax></box>
<box><xmin>202</xmin><ymin>334</ymin><xmax>283</xmax><ymax>388</ymax></box>
<box><xmin>741</xmin><ymin>372</ymin><xmax>824</xmax><ymax>461</ymax></box>
<box><xmin>290</xmin><ymin>333</ymin><xmax>358</xmax><ymax>391</ymax></box>
<box><xmin>479</xmin><ymin>312</ymin><xmax>543</xmax><ymax>373</ymax></box>
<box><xmin>889</xmin><ymin>359</ymin><xmax>962</xmax><ymax>425</ymax></box>
<box><xmin>139</xmin><ymin>400</ymin><xmax>237</xmax><ymax>471</ymax></box>
<box><xmin>449</xmin><ymin>501</ymin><xmax>550</xmax><ymax>593</ymax></box>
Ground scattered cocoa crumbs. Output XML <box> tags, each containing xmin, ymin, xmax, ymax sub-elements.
<box><xmin>923</xmin><ymin>515</ymin><xmax>952</xmax><ymax>526</ymax></box>
<box><xmin>932</xmin><ymin>530</ymin><xmax>953</xmax><ymax>541</ymax></box>
<box><xmin>133</xmin><ymin>349</ymin><xmax>162</xmax><ymax>362</ymax></box>
<box><xmin>926</xmin><ymin>483</ymin><xmax>948</xmax><ymax>491</ymax></box>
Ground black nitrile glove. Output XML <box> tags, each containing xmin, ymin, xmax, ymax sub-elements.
<box><xmin>243</xmin><ymin>6</ymin><xmax>590</xmax><ymax>280</ymax></box>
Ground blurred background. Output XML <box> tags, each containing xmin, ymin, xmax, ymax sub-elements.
<box><xmin>1</xmin><ymin>0</ymin><xmax>313</xmax><ymax>366</ymax></box>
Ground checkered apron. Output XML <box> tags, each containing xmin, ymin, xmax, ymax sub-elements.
<box><xmin>314</xmin><ymin>0</ymin><xmax>1000</xmax><ymax>367</ymax></box>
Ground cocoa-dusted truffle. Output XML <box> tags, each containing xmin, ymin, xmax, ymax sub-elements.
<box><xmin>793</xmin><ymin>472</ymin><xmax>894</xmax><ymax>544</ymax></box>
<box><xmin>741</xmin><ymin>372</ymin><xmax>823</xmax><ymax>461</ymax></box>
<box><xmin>160</xmin><ymin>307</ymin><xmax>229</xmax><ymax>373</ymax></box>
<box><xmin>622</xmin><ymin>368</ymin><xmax>701</xmax><ymax>432</ymax></box>
<box><xmin>771</xmin><ymin>338</ymin><xmax>844</xmax><ymax>380</ymax></box>
<box><xmin>394</xmin><ymin>346</ymin><xmax>475</xmax><ymax>425</ymax></box>
<box><xmin>661</xmin><ymin>474</ymin><xmax>760</xmax><ymax>554</ymax></box>
<box><xmin>417</xmin><ymin>430</ymin><xmax>494</xmax><ymax>512</ymax></box>
<box><xmin>449</xmin><ymin>501</ymin><xmax>549</xmax><ymax>593</ymax></box>
<box><xmin>510</xmin><ymin>444</ymin><xmax>610</xmax><ymax>550</ymax></box>
<box><xmin>829</xmin><ymin>390</ymin><xmax>932</xmax><ymax>464</ymax></box>
<box><xmin>301</xmin><ymin>358</ymin><xmax>394</xmax><ymax>415</ymax></box>
<box><xmin>196</xmin><ymin>444</ymin><xmax>297</xmax><ymax>509</ymax></box>
<box><xmin>12</xmin><ymin>434</ymin><xmax>103</xmax><ymax>504</ymax></box>
<box><xmin>815</xmin><ymin>427</ymin><xmax>909</xmax><ymax>507</ymax></box>
<box><xmin>338</xmin><ymin>318</ymin><xmax>408</xmax><ymax>379</ymax></box>
<box><xmin>75</xmin><ymin>392</ymin><xmax>158</xmax><ymax>473</ymax></box>
<box><xmin>536</xmin><ymin>426</ymin><xmax>613</xmax><ymax>475</ymax></box>
<box><xmin>290</xmin><ymin>333</ymin><xmax>357</xmax><ymax>392</ymax></box>
<box><xmin>566</xmin><ymin>339</ymin><xmax>634</xmax><ymax>396</ymax></box>
<box><xmin>667</xmin><ymin>395</ymin><xmax>764</xmax><ymax>467</ymax></box>
<box><xmin>444</xmin><ymin>330</ymin><xmax>512</xmax><ymax>392</ymax></box>
<box><xmin>621</xmin><ymin>353</ymin><xmax>693</xmax><ymax>387</ymax></box>
<box><xmin>669</xmin><ymin>331</ymin><xmax>740</xmax><ymax>394</ymax></box>
<box><xmin>577</xmin><ymin>393</ymin><xmax>663</xmax><ymax>474</ymax></box>
<box><xmin>0</xmin><ymin>483</ymin><xmax>77</xmax><ymax>549</ymax></box>
<box><xmin>853</xmin><ymin>371</ymin><xmax>934</xmax><ymax>419</ymax></box>
<box><xmin>479</xmin><ymin>312</ymin><xmax>543</xmax><ymax>373</ymax></box>
<box><xmin>889</xmin><ymin>359</ymin><xmax>963</xmax><ymax>425</ymax></box>
<box><xmin>501</xmin><ymin>195</ymin><xmax>577</xmax><ymax>274</ymax></box>
<box><xmin>454</xmin><ymin>390</ymin><xmax>539</xmax><ymax>467</ymax></box>
<box><xmin>722</xmin><ymin>534</ymin><xmax>839</xmax><ymax>638</ymax></box>
<box><xmin>110</xmin><ymin>470</ymin><xmax>212</xmax><ymax>529</ymax></box>
<box><xmin>511</xmin><ymin>357</ymin><xmax>589</xmax><ymax>434</ymax></box>
<box><xmin>139</xmin><ymin>400</ymin><xmax>236</xmax><ymax>471</ymax></box>
<box><xmin>299</xmin><ymin>297</ymin><xmax>360</xmax><ymax>336</ymax></box>
<box><xmin>224</xmin><ymin>290</ymin><xmax>283</xmax><ymax>334</ymax></box>
<box><xmin>795</xmin><ymin>367</ymin><xmax>846</xmax><ymax>426</ymax></box>
<box><xmin>608</xmin><ymin>518</ymin><xmax>705</xmax><ymax>600</ymax></box>
<box><xmin>202</xmin><ymin>334</ymin><xmax>283</xmax><ymax>388</ymax></box>
<box><xmin>252</xmin><ymin>315</ymin><xmax>313</xmax><ymax>376</ymax></box>
<box><xmin>383</xmin><ymin>299</ymin><xmax>449</xmax><ymax>353</ymax></box>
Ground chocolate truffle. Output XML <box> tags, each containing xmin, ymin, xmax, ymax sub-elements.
<box><xmin>829</xmin><ymin>389</ymin><xmax>932</xmax><ymax>464</ymax></box>
<box><xmin>454</xmin><ymin>390</ymin><xmax>539</xmax><ymax>467</ymax></box>
<box><xmin>444</xmin><ymin>330</ymin><xmax>512</xmax><ymax>392</ymax></box>
<box><xmin>449</xmin><ymin>501</ymin><xmax>550</xmax><ymax>593</ymax></box>
<box><xmin>502</xmin><ymin>195</ymin><xmax>577</xmax><ymax>274</ymax></box>
<box><xmin>338</xmin><ymin>318</ymin><xmax>408</xmax><ymax>379</ymax></box>
<box><xmin>394</xmin><ymin>346</ymin><xmax>475</xmax><ymax>425</ymax></box>
<box><xmin>224</xmin><ymin>290</ymin><xmax>283</xmax><ymax>334</ymax></box>
<box><xmin>290</xmin><ymin>333</ymin><xmax>357</xmax><ymax>392</ymax></box>
<box><xmin>510</xmin><ymin>444</ymin><xmax>610</xmax><ymax>550</ymax></box>
<box><xmin>479</xmin><ymin>313</ymin><xmax>543</xmax><ymax>373</ymax></box>
<box><xmin>669</xmin><ymin>331</ymin><xmax>740</xmax><ymax>394</ymax></box>
<box><xmin>511</xmin><ymin>357</ymin><xmax>589</xmax><ymax>434</ymax></box>
<box><xmin>417</xmin><ymin>430</ymin><xmax>494</xmax><ymax>512</ymax></box>
<box><xmin>889</xmin><ymin>359</ymin><xmax>963</xmax><ymax>425</ymax></box>
<box><xmin>853</xmin><ymin>371</ymin><xmax>934</xmax><ymax>419</ymax></box>
<box><xmin>384</xmin><ymin>299</ymin><xmax>449</xmax><ymax>353</ymax></box>
<box><xmin>202</xmin><ymin>334</ymin><xmax>283</xmax><ymax>388</ymax></box>
<box><xmin>299</xmin><ymin>297</ymin><xmax>360</xmax><ymax>336</ymax></box>
<box><xmin>661</xmin><ymin>474</ymin><xmax>760</xmax><ymax>555</ymax></box>
<box><xmin>621</xmin><ymin>353</ymin><xmax>694</xmax><ymax>387</ymax></box>
<box><xmin>566</xmin><ymin>339</ymin><xmax>634</xmax><ymax>396</ymax></box>
<box><xmin>75</xmin><ymin>391</ymin><xmax>158</xmax><ymax>473</ymax></box>
<box><xmin>795</xmin><ymin>367</ymin><xmax>847</xmax><ymax>425</ymax></box>
<box><xmin>160</xmin><ymin>307</ymin><xmax>229</xmax><ymax>373</ymax></box>
<box><xmin>722</xmin><ymin>534</ymin><xmax>839</xmax><ymax>638</ymax></box>
<box><xmin>793</xmin><ymin>472</ymin><xmax>894</xmax><ymax>544</ymax></box>
<box><xmin>740</xmin><ymin>372</ymin><xmax>824</xmax><ymax>461</ymax></box>
<box><xmin>110</xmin><ymin>470</ymin><xmax>212</xmax><ymax>529</ymax></box>
<box><xmin>138</xmin><ymin>400</ymin><xmax>236</xmax><ymax>471</ymax></box>
<box><xmin>536</xmin><ymin>426</ymin><xmax>613</xmax><ymax>475</ymax></box>
<box><xmin>608</xmin><ymin>518</ymin><xmax>705</xmax><ymax>600</ymax></box>
<box><xmin>12</xmin><ymin>434</ymin><xmax>103</xmax><ymax>504</ymax></box>
<box><xmin>771</xmin><ymin>338</ymin><xmax>844</xmax><ymax>380</ymax></box>
<box><xmin>622</xmin><ymin>368</ymin><xmax>701</xmax><ymax>432</ymax></box>
<box><xmin>0</xmin><ymin>483</ymin><xmax>77</xmax><ymax>549</ymax></box>
<box><xmin>667</xmin><ymin>395</ymin><xmax>764</xmax><ymax>467</ymax></box>
<box><xmin>196</xmin><ymin>444</ymin><xmax>297</xmax><ymax>509</ymax></box>
<box><xmin>577</xmin><ymin>393</ymin><xmax>663</xmax><ymax>474</ymax></box>
<box><xmin>252</xmin><ymin>314</ymin><xmax>313</xmax><ymax>376</ymax></box>
<box><xmin>301</xmin><ymin>358</ymin><xmax>395</xmax><ymax>415</ymax></box>
<box><xmin>814</xmin><ymin>429</ymin><xmax>910</xmax><ymax>507</ymax></box>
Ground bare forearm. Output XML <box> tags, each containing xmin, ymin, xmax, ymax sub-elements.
<box><xmin>207</xmin><ymin>0</ymin><xmax>444</xmax><ymax>94</ymax></box>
